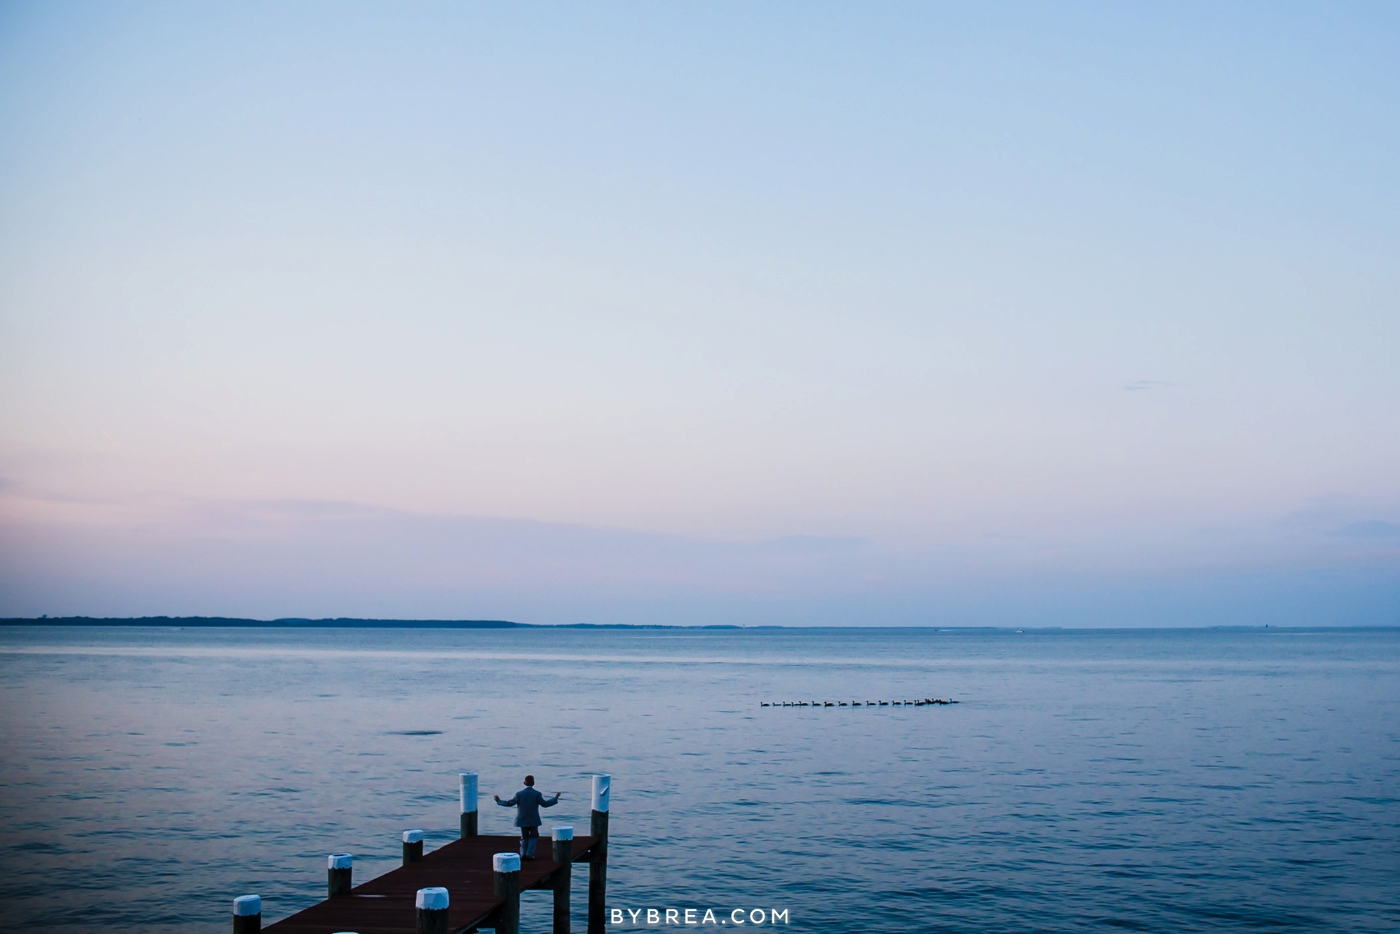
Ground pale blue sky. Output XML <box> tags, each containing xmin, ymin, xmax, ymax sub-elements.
<box><xmin>1</xmin><ymin>2</ymin><xmax>1396</xmax><ymax>624</ymax></box>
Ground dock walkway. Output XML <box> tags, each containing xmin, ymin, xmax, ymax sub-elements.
<box><xmin>263</xmin><ymin>834</ymin><xmax>599</xmax><ymax>934</ymax></box>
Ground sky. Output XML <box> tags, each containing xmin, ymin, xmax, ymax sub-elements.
<box><xmin>1</xmin><ymin>1</ymin><xmax>1397</xmax><ymax>625</ymax></box>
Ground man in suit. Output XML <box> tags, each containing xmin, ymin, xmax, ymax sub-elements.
<box><xmin>494</xmin><ymin>774</ymin><xmax>562</xmax><ymax>859</ymax></box>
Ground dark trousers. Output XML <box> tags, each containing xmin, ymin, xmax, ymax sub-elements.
<box><xmin>520</xmin><ymin>825</ymin><xmax>539</xmax><ymax>857</ymax></box>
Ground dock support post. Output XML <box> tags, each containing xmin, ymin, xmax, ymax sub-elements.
<box><xmin>552</xmin><ymin>825</ymin><xmax>574</xmax><ymax>934</ymax></box>
<box><xmin>232</xmin><ymin>895</ymin><xmax>261</xmax><ymax>934</ymax></box>
<box><xmin>417</xmin><ymin>886</ymin><xmax>449</xmax><ymax>934</ymax></box>
<box><xmin>493</xmin><ymin>852</ymin><xmax>522</xmax><ymax>934</ymax></box>
<box><xmin>327</xmin><ymin>853</ymin><xmax>353</xmax><ymax>897</ymax></box>
<box><xmin>460</xmin><ymin>772</ymin><xmax>479</xmax><ymax>837</ymax></box>
<box><xmin>587</xmin><ymin>773</ymin><xmax>610</xmax><ymax>934</ymax></box>
<box><xmin>403</xmin><ymin>829</ymin><xmax>425</xmax><ymax>864</ymax></box>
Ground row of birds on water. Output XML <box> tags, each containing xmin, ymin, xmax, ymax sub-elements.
<box><xmin>762</xmin><ymin>698</ymin><xmax>958</xmax><ymax>708</ymax></box>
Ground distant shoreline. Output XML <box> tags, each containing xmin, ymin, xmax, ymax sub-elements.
<box><xmin>0</xmin><ymin>616</ymin><xmax>752</xmax><ymax>630</ymax></box>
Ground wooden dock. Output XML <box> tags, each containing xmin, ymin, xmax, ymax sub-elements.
<box><xmin>234</xmin><ymin>773</ymin><xmax>612</xmax><ymax>934</ymax></box>
<box><xmin>262</xmin><ymin>833</ymin><xmax>600</xmax><ymax>934</ymax></box>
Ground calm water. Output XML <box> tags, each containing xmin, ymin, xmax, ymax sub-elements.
<box><xmin>0</xmin><ymin>626</ymin><xmax>1396</xmax><ymax>933</ymax></box>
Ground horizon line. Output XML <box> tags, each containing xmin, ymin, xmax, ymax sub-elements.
<box><xmin>3</xmin><ymin>616</ymin><xmax>1396</xmax><ymax>632</ymax></box>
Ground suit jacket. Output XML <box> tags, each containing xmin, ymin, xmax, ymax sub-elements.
<box><xmin>496</xmin><ymin>786</ymin><xmax>558</xmax><ymax>827</ymax></box>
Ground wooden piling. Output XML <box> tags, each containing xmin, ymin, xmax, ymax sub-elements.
<box><xmin>233</xmin><ymin>894</ymin><xmax>261</xmax><ymax>934</ymax></box>
<box><xmin>416</xmin><ymin>886</ymin><xmax>449</xmax><ymax>934</ymax></box>
<box><xmin>552</xmin><ymin>825</ymin><xmax>574</xmax><ymax>934</ymax></box>
<box><xmin>493</xmin><ymin>852</ymin><xmax>522</xmax><ymax>934</ymax></box>
<box><xmin>460</xmin><ymin>772</ymin><xmax>479</xmax><ymax>837</ymax></box>
<box><xmin>402</xmin><ymin>829</ymin><xmax>424</xmax><ymax>865</ymax></box>
<box><xmin>327</xmin><ymin>854</ymin><xmax>353</xmax><ymax>897</ymax></box>
<box><xmin>587</xmin><ymin>773</ymin><xmax>610</xmax><ymax>934</ymax></box>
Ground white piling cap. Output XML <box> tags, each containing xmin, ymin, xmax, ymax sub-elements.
<box><xmin>552</xmin><ymin>825</ymin><xmax>574</xmax><ymax>841</ymax></box>
<box><xmin>459</xmin><ymin>772</ymin><xmax>478</xmax><ymax>813</ymax></box>
<box><xmin>328</xmin><ymin>853</ymin><xmax>353</xmax><ymax>869</ymax></box>
<box><xmin>416</xmin><ymin>887</ymin><xmax>450</xmax><ymax>911</ymax></box>
<box><xmin>591</xmin><ymin>773</ymin><xmax>611</xmax><ymax>813</ymax></box>
<box><xmin>233</xmin><ymin>895</ymin><xmax>261</xmax><ymax>916</ymax></box>
<box><xmin>403</xmin><ymin>829</ymin><xmax>424</xmax><ymax>844</ymax></box>
<box><xmin>493</xmin><ymin>852</ymin><xmax>521</xmax><ymax>873</ymax></box>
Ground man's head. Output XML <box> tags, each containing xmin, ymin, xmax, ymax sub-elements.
<box><xmin>524</xmin><ymin>775</ymin><xmax>535</xmax><ymax>786</ymax></box>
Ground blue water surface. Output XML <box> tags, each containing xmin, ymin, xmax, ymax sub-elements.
<box><xmin>0</xmin><ymin>626</ymin><xmax>1396</xmax><ymax>932</ymax></box>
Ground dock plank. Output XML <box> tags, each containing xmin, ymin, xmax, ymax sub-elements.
<box><xmin>263</xmin><ymin>834</ymin><xmax>597</xmax><ymax>934</ymax></box>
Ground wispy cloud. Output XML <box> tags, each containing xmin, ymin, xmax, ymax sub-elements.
<box><xmin>3</xmin><ymin>495</ymin><xmax>1398</xmax><ymax>626</ymax></box>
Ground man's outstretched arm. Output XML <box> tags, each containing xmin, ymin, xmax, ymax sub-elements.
<box><xmin>494</xmin><ymin>793</ymin><xmax>518</xmax><ymax>807</ymax></box>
